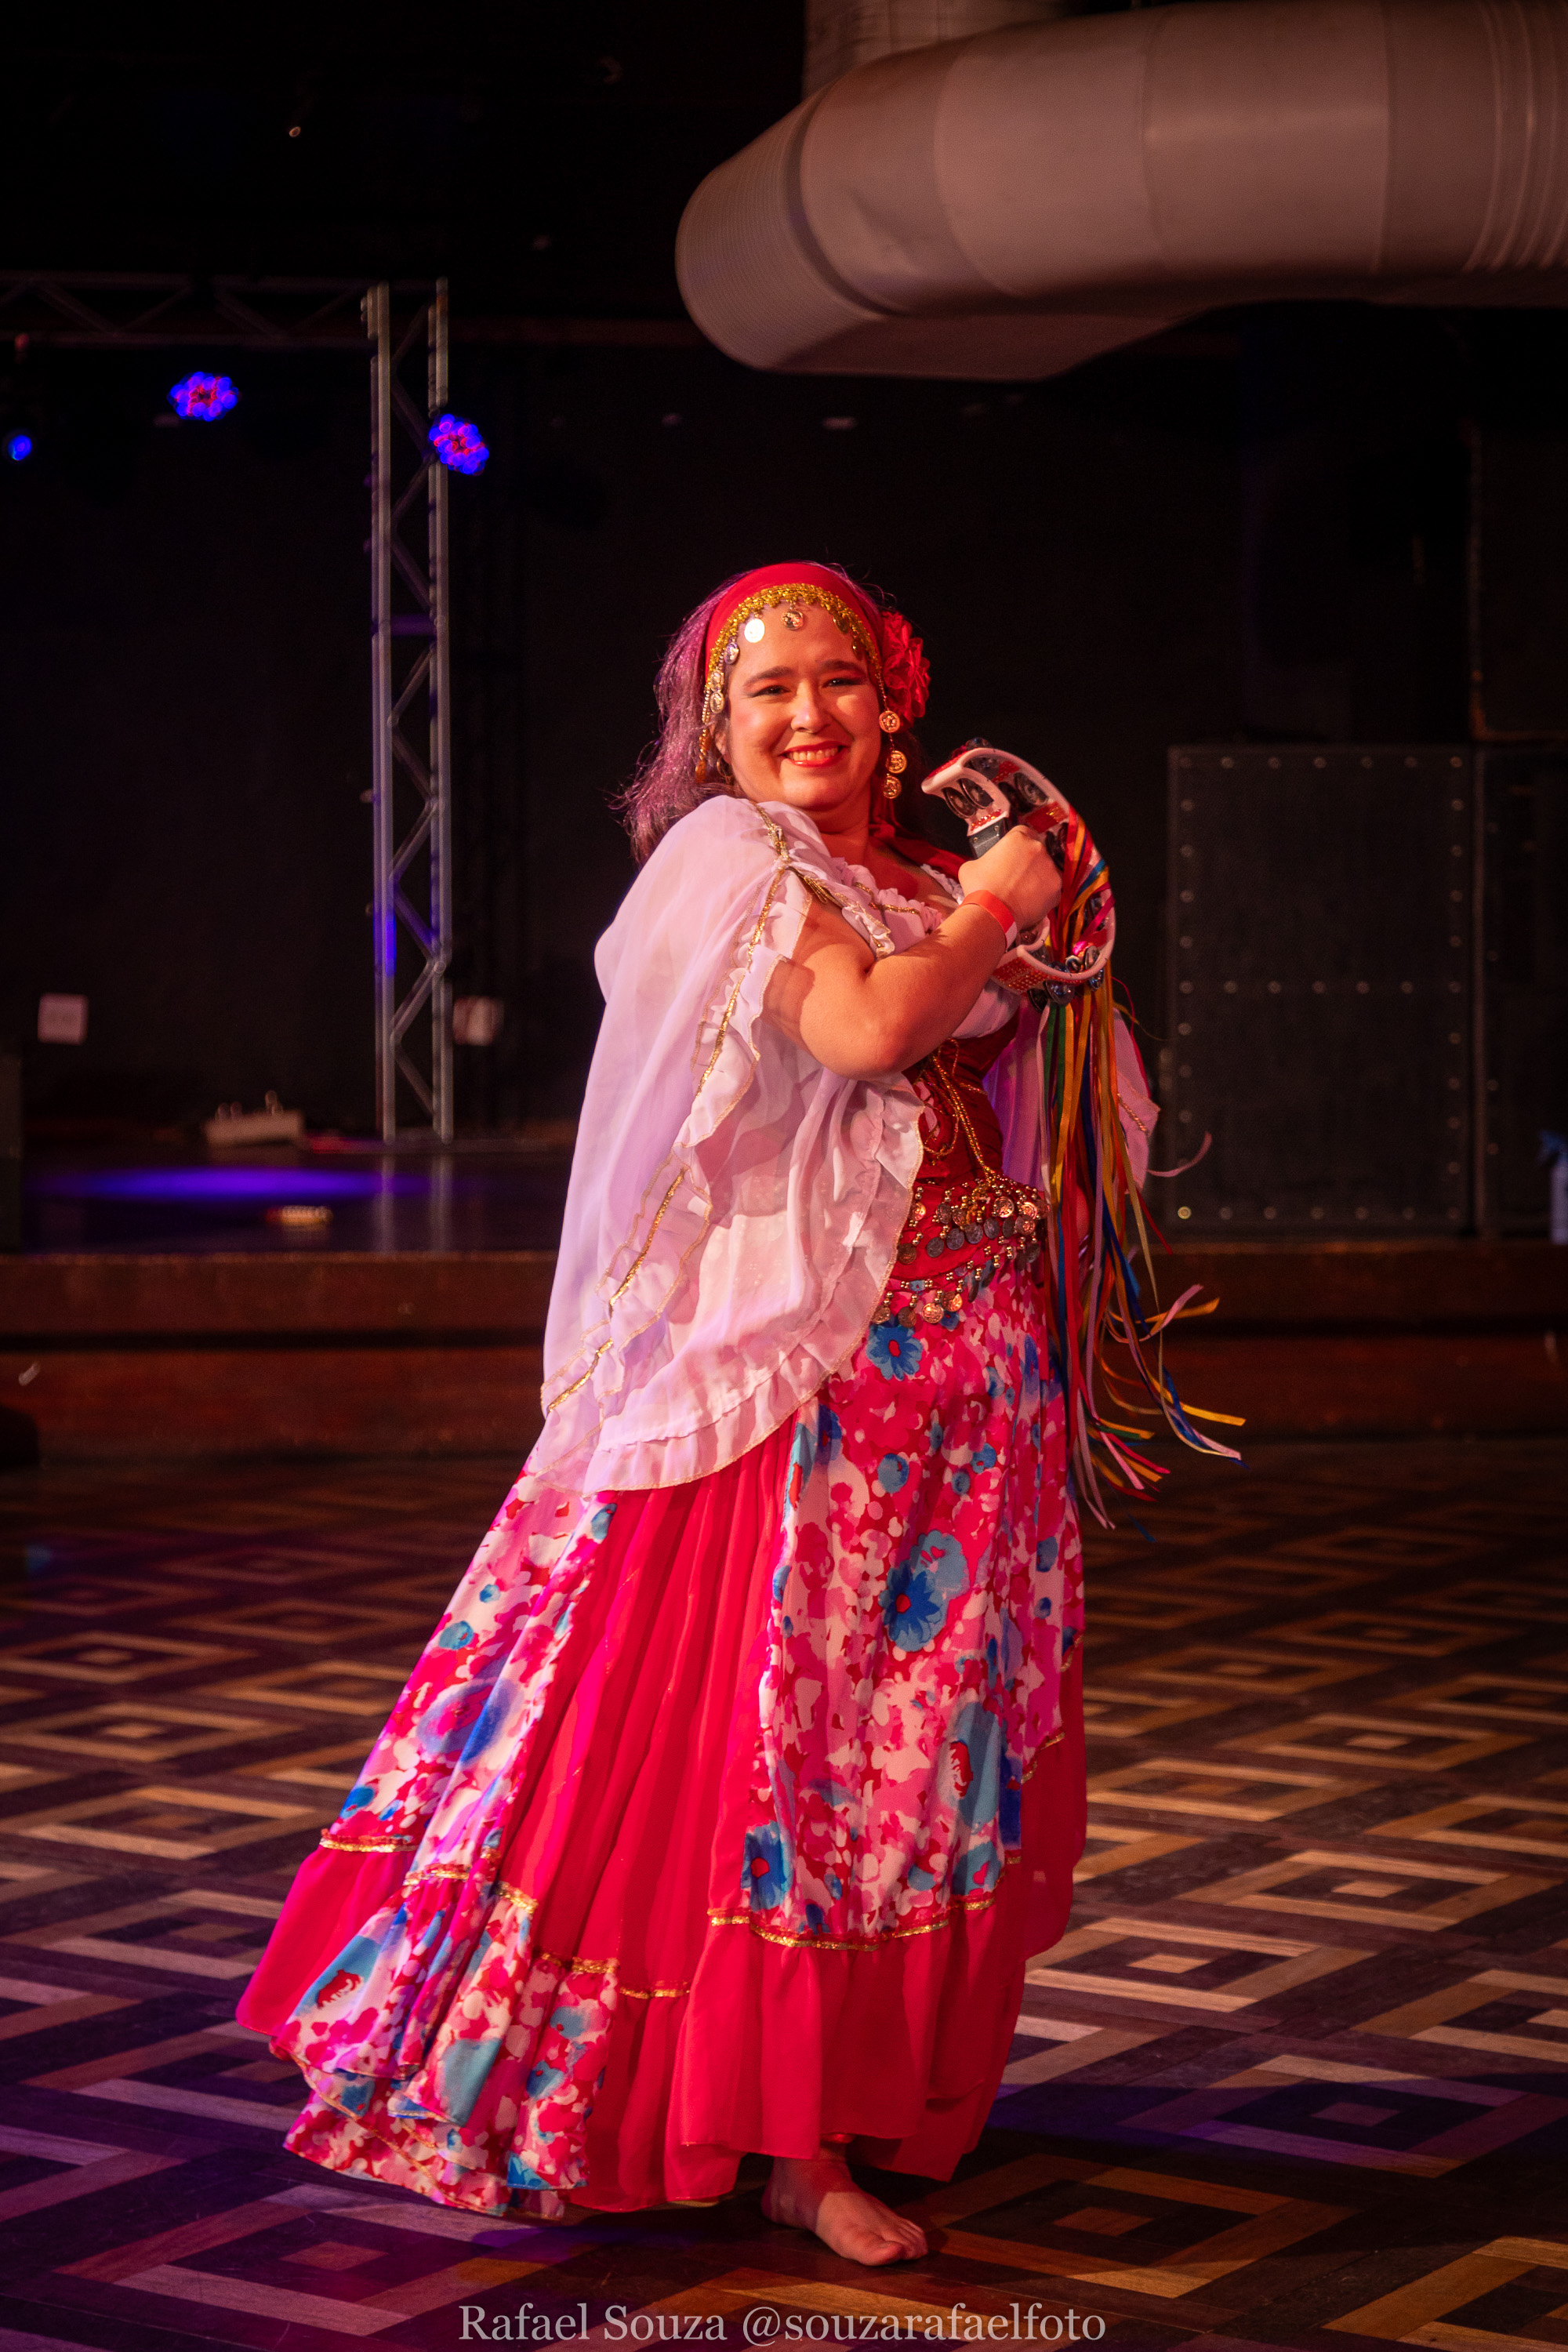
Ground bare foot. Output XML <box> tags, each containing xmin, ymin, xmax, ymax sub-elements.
<box><xmin>763</xmin><ymin>2150</ymin><xmax>928</xmax><ymax>2267</ymax></box>
<box><xmin>513</xmin><ymin>2187</ymin><xmax>573</xmax><ymax>2223</ymax></box>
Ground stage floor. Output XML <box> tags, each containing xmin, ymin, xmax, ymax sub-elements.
<box><xmin>0</xmin><ymin>1438</ymin><xmax>1565</xmax><ymax>2347</ymax></box>
<box><xmin>21</xmin><ymin>1143</ymin><xmax>575</xmax><ymax>1257</ymax></box>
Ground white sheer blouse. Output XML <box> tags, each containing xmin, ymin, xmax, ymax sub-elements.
<box><xmin>532</xmin><ymin>793</ymin><xmax>1154</xmax><ymax>1497</ymax></box>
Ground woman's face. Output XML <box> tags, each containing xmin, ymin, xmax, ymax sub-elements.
<box><xmin>720</xmin><ymin>602</ymin><xmax>883</xmax><ymax>825</ymax></box>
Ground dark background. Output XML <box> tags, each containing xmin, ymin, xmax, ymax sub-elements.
<box><xmin>1</xmin><ymin>7</ymin><xmax>1564</xmax><ymax>1148</ymax></box>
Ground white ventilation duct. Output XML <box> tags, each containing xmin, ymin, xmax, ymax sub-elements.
<box><xmin>677</xmin><ymin>0</ymin><xmax>1568</xmax><ymax>379</ymax></box>
<box><xmin>804</xmin><ymin>0</ymin><xmax>1067</xmax><ymax>96</ymax></box>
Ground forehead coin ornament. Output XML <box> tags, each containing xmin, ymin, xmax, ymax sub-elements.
<box><xmin>782</xmin><ymin>606</ymin><xmax>805</xmax><ymax>630</ymax></box>
<box><xmin>742</xmin><ymin>615</ymin><xmax>767</xmax><ymax>642</ymax></box>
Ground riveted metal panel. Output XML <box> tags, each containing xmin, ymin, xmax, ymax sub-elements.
<box><xmin>1161</xmin><ymin>745</ymin><xmax>1472</xmax><ymax>1236</ymax></box>
<box><xmin>1479</xmin><ymin>748</ymin><xmax>1568</xmax><ymax>1233</ymax></box>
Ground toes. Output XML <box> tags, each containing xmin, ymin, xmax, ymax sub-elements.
<box><xmin>851</xmin><ymin>2227</ymin><xmax>920</xmax><ymax>2267</ymax></box>
<box><xmin>850</xmin><ymin>2231</ymin><xmax>906</xmax><ymax>2266</ymax></box>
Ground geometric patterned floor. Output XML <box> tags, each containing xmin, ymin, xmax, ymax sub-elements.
<box><xmin>1</xmin><ymin>1438</ymin><xmax>1566</xmax><ymax>2350</ymax></box>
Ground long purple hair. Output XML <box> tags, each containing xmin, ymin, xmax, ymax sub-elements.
<box><xmin>619</xmin><ymin>562</ymin><xmax>928</xmax><ymax>864</ymax></box>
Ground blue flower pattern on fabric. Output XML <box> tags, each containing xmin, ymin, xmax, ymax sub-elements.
<box><xmin>788</xmin><ymin>1419</ymin><xmax>815</xmax><ymax>1515</ymax></box>
<box><xmin>1034</xmin><ymin>1529</ymin><xmax>1062</xmax><ymax>1619</ymax></box>
<box><xmin>881</xmin><ymin>1531</ymin><xmax>969</xmax><ymax>1652</ymax></box>
<box><xmin>441</xmin><ymin>2034</ymin><xmax>503</xmax><ymax>2121</ymax></box>
<box><xmin>881</xmin><ymin>1558</ymin><xmax>946</xmax><ymax>1649</ymax></box>
<box><xmin>458</xmin><ymin>1675</ymin><xmax>518</xmax><ymax>1766</ymax></box>
<box><xmin>743</xmin><ymin>1823</ymin><xmax>790</xmax><ymax>1910</ymax></box>
<box><xmin>300</xmin><ymin>1930</ymin><xmax>383</xmax><ymax>2013</ymax></box>
<box><xmin>953</xmin><ymin>1839</ymin><xmax>998</xmax><ymax>1895</ymax></box>
<box><xmin>413</xmin><ymin>1678</ymin><xmax>492</xmax><ymax>1760</ymax></box>
<box><xmin>866</xmin><ymin>1320</ymin><xmax>924</xmax><ymax>1381</ymax></box>
<box><xmin>940</xmin><ymin>1699</ymin><xmax>1003</xmax><ymax>1835</ymax></box>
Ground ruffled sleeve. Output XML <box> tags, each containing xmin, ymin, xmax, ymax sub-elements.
<box><xmin>534</xmin><ymin>796</ymin><xmax>925</xmax><ymax>1494</ymax></box>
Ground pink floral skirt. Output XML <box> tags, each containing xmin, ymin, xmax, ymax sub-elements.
<box><xmin>238</xmin><ymin>1264</ymin><xmax>1084</xmax><ymax>2212</ymax></box>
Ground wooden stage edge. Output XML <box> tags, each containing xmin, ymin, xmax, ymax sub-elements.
<box><xmin>1</xmin><ymin>1240</ymin><xmax>1566</xmax><ymax>1461</ymax></box>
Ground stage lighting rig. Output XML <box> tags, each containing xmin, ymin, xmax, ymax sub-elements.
<box><xmin>429</xmin><ymin>413</ymin><xmax>488</xmax><ymax>474</ymax></box>
<box><xmin>169</xmin><ymin>371</ymin><xmax>239</xmax><ymax>421</ymax></box>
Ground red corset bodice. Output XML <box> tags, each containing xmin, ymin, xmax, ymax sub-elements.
<box><xmin>875</xmin><ymin>1016</ymin><xmax>1047</xmax><ymax>1329</ymax></box>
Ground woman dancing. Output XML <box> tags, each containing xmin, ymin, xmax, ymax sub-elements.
<box><xmin>240</xmin><ymin>560</ymin><xmax>1104</xmax><ymax>2267</ymax></box>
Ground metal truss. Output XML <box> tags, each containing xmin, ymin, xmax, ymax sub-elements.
<box><xmin>0</xmin><ymin>271</ymin><xmax>379</xmax><ymax>349</ymax></box>
<box><xmin>2</xmin><ymin>267</ymin><xmax>457</xmax><ymax>1138</ymax></box>
<box><xmin>367</xmin><ymin>281</ymin><xmax>454</xmax><ymax>1142</ymax></box>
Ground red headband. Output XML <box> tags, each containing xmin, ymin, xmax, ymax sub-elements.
<box><xmin>701</xmin><ymin>562</ymin><xmax>930</xmax><ymax>725</ymax></box>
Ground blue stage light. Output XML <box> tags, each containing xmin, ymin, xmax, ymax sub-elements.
<box><xmin>5</xmin><ymin>433</ymin><xmax>32</xmax><ymax>462</ymax></box>
<box><xmin>169</xmin><ymin>372</ymin><xmax>240</xmax><ymax>422</ymax></box>
<box><xmin>43</xmin><ymin>1168</ymin><xmax>408</xmax><ymax>1203</ymax></box>
<box><xmin>429</xmin><ymin>413</ymin><xmax>488</xmax><ymax>474</ymax></box>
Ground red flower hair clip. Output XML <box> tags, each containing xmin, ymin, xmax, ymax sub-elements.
<box><xmin>879</xmin><ymin>608</ymin><xmax>930</xmax><ymax>725</ymax></box>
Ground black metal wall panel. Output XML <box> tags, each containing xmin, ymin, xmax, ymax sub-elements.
<box><xmin>1480</xmin><ymin>750</ymin><xmax>1568</xmax><ymax>1234</ymax></box>
<box><xmin>1475</xmin><ymin>424</ymin><xmax>1568</xmax><ymax>739</ymax></box>
<box><xmin>1161</xmin><ymin>746</ymin><xmax>1472</xmax><ymax>1235</ymax></box>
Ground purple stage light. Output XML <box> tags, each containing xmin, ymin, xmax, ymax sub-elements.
<box><xmin>38</xmin><ymin>1169</ymin><xmax>411</xmax><ymax>1203</ymax></box>
<box><xmin>5</xmin><ymin>433</ymin><xmax>32</xmax><ymax>462</ymax></box>
<box><xmin>429</xmin><ymin>413</ymin><xmax>488</xmax><ymax>474</ymax></box>
<box><xmin>169</xmin><ymin>372</ymin><xmax>239</xmax><ymax>422</ymax></box>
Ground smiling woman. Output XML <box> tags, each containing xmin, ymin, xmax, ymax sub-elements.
<box><xmin>237</xmin><ymin>561</ymin><xmax>1090</xmax><ymax>2271</ymax></box>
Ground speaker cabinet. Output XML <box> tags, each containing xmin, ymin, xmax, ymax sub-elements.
<box><xmin>1161</xmin><ymin>746</ymin><xmax>1473</xmax><ymax>1236</ymax></box>
<box><xmin>1480</xmin><ymin>749</ymin><xmax>1568</xmax><ymax>1234</ymax></box>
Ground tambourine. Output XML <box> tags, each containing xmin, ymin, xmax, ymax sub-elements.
<box><xmin>922</xmin><ymin>739</ymin><xmax>1116</xmax><ymax>1003</ymax></box>
<box><xmin>920</xmin><ymin>744</ymin><xmax>1237</xmax><ymax>1506</ymax></box>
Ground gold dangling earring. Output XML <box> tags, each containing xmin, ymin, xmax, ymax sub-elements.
<box><xmin>698</xmin><ymin>695</ymin><xmax>737</xmax><ymax>790</ymax></box>
<box><xmin>696</xmin><ymin>724</ymin><xmax>731</xmax><ymax>788</ymax></box>
<box><xmin>880</xmin><ymin>704</ymin><xmax>908</xmax><ymax>800</ymax></box>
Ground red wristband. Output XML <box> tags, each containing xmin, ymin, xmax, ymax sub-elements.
<box><xmin>960</xmin><ymin>889</ymin><xmax>1019</xmax><ymax>950</ymax></box>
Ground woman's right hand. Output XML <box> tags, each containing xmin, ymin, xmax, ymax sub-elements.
<box><xmin>956</xmin><ymin>824</ymin><xmax>1062</xmax><ymax>934</ymax></box>
<box><xmin>771</xmin><ymin>821</ymin><xmax>1066</xmax><ymax>1080</ymax></box>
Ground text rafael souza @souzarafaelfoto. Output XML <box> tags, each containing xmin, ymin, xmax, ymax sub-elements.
<box><xmin>459</xmin><ymin>2307</ymin><xmax>1108</xmax><ymax>2340</ymax></box>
